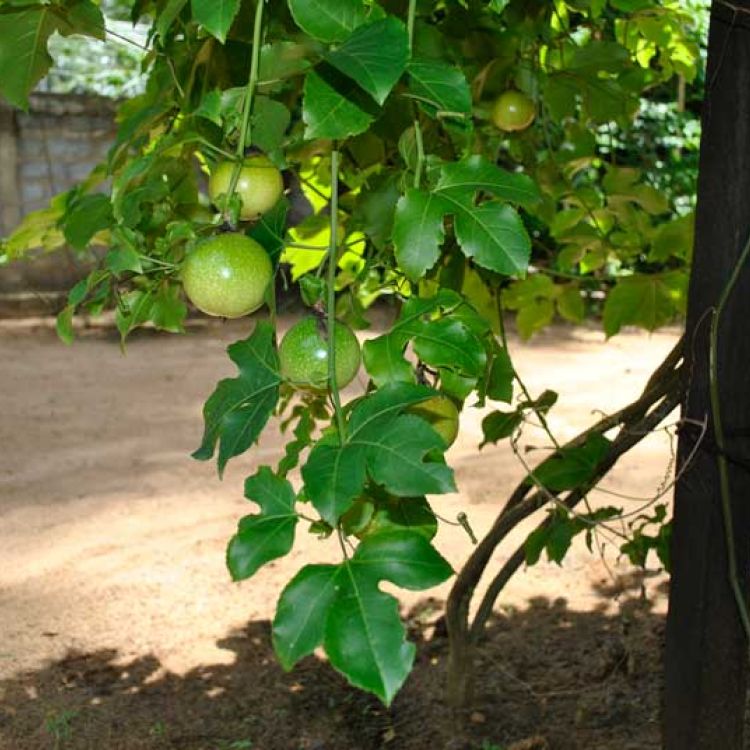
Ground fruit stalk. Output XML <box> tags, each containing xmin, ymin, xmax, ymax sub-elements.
<box><xmin>327</xmin><ymin>148</ymin><xmax>347</xmax><ymax>440</ymax></box>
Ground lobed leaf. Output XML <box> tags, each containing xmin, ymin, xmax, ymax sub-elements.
<box><xmin>226</xmin><ymin>467</ymin><xmax>298</xmax><ymax>581</ymax></box>
<box><xmin>193</xmin><ymin>322</ymin><xmax>281</xmax><ymax>476</ymax></box>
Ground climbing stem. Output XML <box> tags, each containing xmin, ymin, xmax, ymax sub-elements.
<box><xmin>328</xmin><ymin>148</ymin><xmax>347</xmax><ymax>440</ymax></box>
<box><xmin>407</xmin><ymin>0</ymin><xmax>417</xmax><ymax>50</ymax></box>
<box><xmin>225</xmin><ymin>0</ymin><xmax>265</xmax><ymax>217</ymax></box>
<box><xmin>709</xmin><ymin>230</ymin><xmax>750</xmax><ymax>641</ymax></box>
<box><xmin>407</xmin><ymin>0</ymin><xmax>425</xmax><ymax>190</ymax></box>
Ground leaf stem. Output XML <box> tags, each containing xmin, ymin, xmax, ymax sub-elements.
<box><xmin>328</xmin><ymin>148</ymin><xmax>347</xmax><ymax>440</ymax></box>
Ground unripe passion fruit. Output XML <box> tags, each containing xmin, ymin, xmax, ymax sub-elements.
<box><xmin>408</xmin><ymin>395</ymin><xmax>460</xmax><ymax>448</ymax></box>
<box><xmin>491</xmin><ymin>90</ymin><xmax>536</xmax><ymax>132</ymax></box>
<box><xmin>182</xmin><ymin>233</ymin><xmax>272</xmax><ymax>318</ymax></box>
<box><xmin>208</xmin><ymin>155</ymin><xmax>284</xmax><ymax>221</ymax></box>
<box><xmin>279</xmin><ymin>317</ymin><xmax>361</xmax><ymax>391</ymax></box>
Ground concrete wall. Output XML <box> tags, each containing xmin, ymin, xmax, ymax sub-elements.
<box><xmin>0</xmin><ymin>93</ymin><xmax>117</xmax><ymax>293</ymax></box>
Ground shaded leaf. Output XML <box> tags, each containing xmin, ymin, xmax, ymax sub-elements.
<box><xmin>531</xmin><ymin>434</ymin><xmax>611</xmax><ymax>492</ymax></box>
<box><xmin>191</xmin><ymin>0</ymin><xmax>240</xmax><ymax>43</ymax></box>
<box><xmin>273</xmin><ymin>564</ymin><xmax>339</xmax><ymax>669</ymax></box>
<box><xmin>407</xmin><ymin>58</ymin><xmax>472</xmax><ymax>119</ymax></box>
<box><xmin>303</xmin><ymin>66</ymin><xmax>377</xmax><ymax>140</ymax></box>
<box><xmin>324</xmin><ymin>17</ymin><xmax>408</xmax><ymax>105</ymax></box>
<box><xmin>392</xmin><ymin>189</ymin><xmax>447</xmax><ymax>280</ymax></box>
<box><xmin>287</xmin><ymin>0</ymin><xmax>366</xmax><ymax>43</ymax></box>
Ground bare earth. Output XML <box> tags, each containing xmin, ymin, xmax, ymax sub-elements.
<box><xmin>0</xmin><ymin>313</ymin><xmax>680</xmax><ymax>750</ymax></box>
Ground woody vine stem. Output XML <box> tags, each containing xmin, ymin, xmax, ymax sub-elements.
<box><xmin>710</xmin><ymin>229</ymin><xmax>750</xmax><ymax>640</ymax></box>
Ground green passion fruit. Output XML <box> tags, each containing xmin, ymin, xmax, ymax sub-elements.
<box><xmin>182</xmin><ymin>233</ymin><xmax>272</xmax><ymax>318</ymax></box>
<box><xmin>491</xmin><ymin>90</ymin><xmax>536</xmax><ymax>132</ymax></box>
<box><xmin>208</xmin><ymin>155</ymin><xmax>284</xmax><ymax>221</ymax></box>
<box><xmin>408</xmin><ymin>395</ymin><xmax>460</xmax><ymax>448</ymax></box>
<box><xmin>279</xmin><ymin>317</ymin><xmax>361</xmax><ymax>390</ymax></box>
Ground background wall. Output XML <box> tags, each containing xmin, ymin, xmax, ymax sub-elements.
<box><xmin>0</xmin><ymin>93</ymin><xmax>116</xmax><ymax>294</ymax></box>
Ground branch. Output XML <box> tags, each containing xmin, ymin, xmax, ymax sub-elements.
<box><xmin>445</xmin><ymin>335</ymin><xmax>684</xmax><ymax>652</ymax></box>
<box><xmin>469</xmin><ymin>380</ymin><xmax>684</xmax><ymax>639</ymax></box>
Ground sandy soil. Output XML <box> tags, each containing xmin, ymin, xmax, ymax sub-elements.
<box><xmin>0</xmin><ymin>313</ymin><xmax>680</xmax><ymax>749</ymax></box>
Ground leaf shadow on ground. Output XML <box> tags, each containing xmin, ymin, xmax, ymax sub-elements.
<box><xmin>0</xmin><ymin>594</ymin><xmax>666</xmax><ymax>750</ymax></box>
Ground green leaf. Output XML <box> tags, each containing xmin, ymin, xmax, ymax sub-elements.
<box><xmin>515</xmin><ymin>297</ymin><xmax>555</xmax><ymax>339</ymax></box>
<box><xmin>149</xmin><ymin>284</ymin><xmax>187</xmax><ymax>333</ymax></box>
<box><xmin>362</xmin><ymin>290</ymin><xmax>486</xmax><ymax>387</ymax></box>
<box><xmin>250</xmin><ymin>96</ymin><xmax>291</xmax><ymax>153</ymax></box>
<box><xmin>437</xmin><ymin>156</ymin><xmax>541</xmax><ymax>210</ymax></box>
<box><xmin>0</xmin><ymin>6</ymin><xmax>57</xmax><ymax>109</ymax></box>
<box><xmin>0</xmin><ymin>1</ymin><xmax>106</xmax><ymax>107</ymax></box>
<box><xmin>352</xmin><ymin>174</ymin><xmax>400</xmax><ymax>250</ymax></box>
<box><xmin>531</xmin><ymin>434</ymin><xmax>611</xmax><ymax>492</ymax></box>
<box><xmin>346</xmin><ymin>381</ymin><xmax>437</xmax><ymax>434</ymax></box>
<box><xmin>364</xmin><ymin>414</ymin><xmax>455</xmax><ymax>497</ymax></box>
<box><xmin>324</xmin><ymin>17</ymin><xmax>409</xmax><ymax>106</ymax></box>
<box><xmin>302</xmin><ymin>66</ymin><xmax>377</xmax><ymax>140</ymax></box>
<box><xmin>569</xmin><ymin>40</ymin><xmax>630</xmax><ymax>73</ymax></box>
<box><xmin>56</xmin><ymin>306</ymin><xmax>75</xmax><ymax>345</ymax></box>
<box><xmin>105</xmin><ymin>246</ymin><xmax>143</xmax><ymax>275</ymax></box>
<box><xmin>191</xmin><ymin>0</ymin><xmax>240</xmax><ymax>43</ymax></box>
<box><xmin>366</xmin><ymin>496</ymin><xmax>437</xmax><ymax>540</ymax></box>
<box><xmin>411</xmin><ymin>317</ymin><xmax>487</xmax><ymax>378</ymax></box>
<box><xmin>325</xmin><ymin>532</ymin><xmax>451</xmax><ymax>704</ymax></box>
<box><xmin>273</xmin><ymin>564</ymin><xmax>340</xmax><ymax>670</ymax></box>
<box><xmin>603</xmin><ymin>272</ymin><xmax>686</xmax><ymax>337</ymax></box>
<box><xmin>302</xmin><ymin>438</ymin><xmax>368</xmax><ymax>525</ymax></box>
<box><xmin>194</xmin><ymin>89</ymin><xmax>223</xmax><ymax>125</ymax></box>
<box><xmin>451</xmin><ymin>201</ymin><xmax>531</xmax><ymax>276</ymax></box>
<box><xmin>393</xmin><ymin>157</ymin><xmax>539</xmax><ymax>278</ymax></box>
<box><xmin>226</xmin><ymin>467</ymin><xmax>298</xmax><ymax>581</ymax></box>
<box><xmin>63</xmin><ymin>194</ymin><xmax>113</xmax><ymax>251</ymax></box>
<box><xmin>274</xmin><ymin>531</ymin><xmax>451</xmax><ymax>702</ymax></box>
<box><xmin>302</xmin><ymin>383</ymin><xmax>456</xmax><ymax>525</ymax></box>
<box><xmin>557</xmin><ymin>285</ymin><xmax>585</xmax><ymax>323</ymax></box>
<box><xmin>259</xmin><ymin>41</ymin><xmax>311</xmax><ymax>85</ymax></box>
<box><xmin>193</xmin><ymin>322</ymin><xmax>282</xmax><ymax>477</ymax></box>
<box><xmin>351</xmin><ymin>530</ymin><xmax>452</xmax><ymax>590</ymax></box>
<box><xmin>482</xmin><ymin>340</ymin><xmax>514</xmax><ymax>403</ymax></box>
<box><xmin>60</xmin><ymin>0</ymin><xmax>106</xmax><ymax>41</ymax></box>
<box><xmin>287</xmin><ymin>0</ymin><xmax>366</xmax><ymax>43</ymax></box>
<box><xmin>277</xmin><ymin>408</ymin><xmax>316</xmax><ymax>476</ymax></box>
<box><xmin>2</xmin><ymin>202</ymin><xmax>66</xmax><ymax>260</ymax></box>
<box><xmin>504</xmin><ymin>275</ymin><xmax>559</xmax><ymax>339</ymax></box>
<box><xmin>649</xmin><ymin>214</ymin><xmax>694</xmax><ymax>262</ymax></box>
<box><xmin>392</xmin><ymin>189</ymin><xmax>446</xmax><ymax>280</ymax></box>
<box><xmin>480</xmin><ymin>410</ymin><xmax>523</xmax><ymax>447</ymax></box>
<box><xmin>115</xmin><ymin>289</ymin><xmax>154</xmax><ymax>340</ymax></box>
<box><xmin>156</xmin><ymin>0</ymin><xmax>187</xmax><ymax>38</ymax></box>
<box><xmin>407</xmin><ymin>59</ymin><xmax>472</xmax><ymax>119</ymax></box>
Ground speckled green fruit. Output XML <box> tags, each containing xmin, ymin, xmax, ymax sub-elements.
<box><xmin>182</xmin><ymin>233</ymin><xmax>272</xmax><ymax>318</ymax></box>
<box><xmin>491</xmin><ymin>90</ymin><xmax>536</xmax><ymax>132</ymax></box>
<box><xmin>208</xmin><ymin>155</ymin><xmax>284</xmax><ymax>220</ymax></box>
<box><xmin>279</xmin><ymin>317</ymin><xmax>361</xmax><ymax>390</ymax></box>
<box><xmin>409</xmin><ymin>395</ymin><xmax>460</xmax><ymax>447</ymax></box>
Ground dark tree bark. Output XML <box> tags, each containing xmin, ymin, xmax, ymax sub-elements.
<box><xmin>663</xmin><ymin>2</ymin><xmax>750</xmax><ymax>747</ymax></box>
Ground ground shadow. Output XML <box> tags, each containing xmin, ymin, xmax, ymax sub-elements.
<box><xmin>0</xmin><ymin>597</ymin><xmax>666</xmax><ymax>750</ymax></box>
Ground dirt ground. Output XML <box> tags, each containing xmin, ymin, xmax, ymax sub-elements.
<box><xmin>0</xmin><ymin>311</ymin><xmax>681</xmax><ymax>750</ymax></box>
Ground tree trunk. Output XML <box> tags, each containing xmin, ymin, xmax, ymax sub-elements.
<box><xmin>663</xmin><ymin>2</ymin><xmax>750</xmax><ymax>747</ymax></box>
